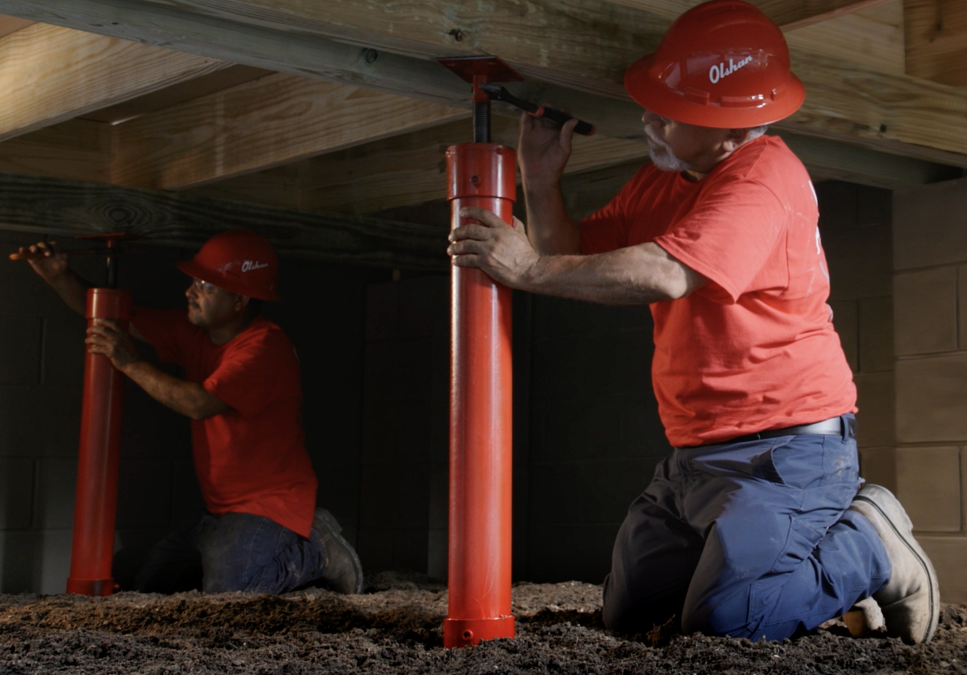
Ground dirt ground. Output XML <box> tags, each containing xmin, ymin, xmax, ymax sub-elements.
<box><xmin>0</xmin><ymin>571</ymin><xmax>964</xmax><ymax>674</ymax></box>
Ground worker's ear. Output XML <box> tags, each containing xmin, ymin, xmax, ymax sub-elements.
<box><xmin>235</xmin><ymin>294</ymin><xmax>251</xmax><ymax>310</ymax></box>
<box><xmin>722</xmin><ymin>127</ymin><xmax>751</xmax><ymax>152</ymax></box>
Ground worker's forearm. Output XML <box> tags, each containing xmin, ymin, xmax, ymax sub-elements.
<box><xmin>119</xmin><ymin>360</ymin><xmax>227</xmax><ymax>420</ymax></box>
<box><xmin>47</xmin><ymin>270</ymin><xmax>91</xmax><ymax>316</ymax></box>
<box><xmin>518</xmin><ymin>243</ymin><xmax>704</xmax><ymax>305</ymax></box>
<box><xmin>523</xmin><ymin>179</ymin><xmax>580</xmax><ymax>255</ymax></box>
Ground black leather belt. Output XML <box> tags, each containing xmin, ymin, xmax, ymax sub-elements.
<box><xmin>725</xmin><ymin>416</ymin><xmax>856</xmax><ymax>444</ymax></box>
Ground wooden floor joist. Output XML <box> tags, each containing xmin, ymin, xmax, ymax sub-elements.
<box><xmin>0</xmin><ymin>171</ymin><xmax>450</xmax><ymax>270</ymax></box>
<box><xmin>6</xmin><ymin>0</ymin><xmax>967</xmax><ymax>166</ymax></box>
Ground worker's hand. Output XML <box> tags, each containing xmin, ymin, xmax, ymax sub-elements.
<box><xmin>517</xmin><ymin>112</ymin><xmax>578</xmax><ymax>187</ymax></box>
<box><xmin>448</xmin><ymin>206</ymin><xmax>540</xmax><ymax>289</ymax></box>
<box><xmin>17</xmin><ymin>242</ymin><xmax>68</xmax><ymax>282</ymax></box>
<box><xmin>85</xmin><ymin>319</ymin><xmax>142</xmax><ymax>371</ymax></box>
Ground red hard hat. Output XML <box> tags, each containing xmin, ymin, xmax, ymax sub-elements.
<box><xmin>177</xmin><ymin>229</ymin><xmax>281</xmax><ymax>301</ymax></box>
<box><xmin>624</xmin><ymin>0</ymin><xmax>804</xmax><ymax>128</ymax></box>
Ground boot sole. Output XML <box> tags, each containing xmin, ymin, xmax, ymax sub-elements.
<box><xmin>854</xmin><ymin>485</ymin><xmax>939</xmax><ymax>643</ymax></box>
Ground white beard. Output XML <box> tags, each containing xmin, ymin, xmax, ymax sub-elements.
<box><xmin>646</xmin><ymin>131</ymin><xmax>693</xmax><ymax>173</ymax></box>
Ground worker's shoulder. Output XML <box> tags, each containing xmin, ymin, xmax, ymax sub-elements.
<box><xmin>231</xmin><ymin>315</ymin><xmax>295</xmax><ymax>352</ymax></box>
<box><xmin>716</xmin><ymin>134</ymin><xmax>809</xmax><ymax>189</ymax></box>
<box><xmin>736</xmin><ymin>134</ymin><xmax>803</xmax><ymax>171</ymax></box>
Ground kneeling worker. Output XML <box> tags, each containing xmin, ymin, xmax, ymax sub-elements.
<box><xmin>448</xmin><ymin>0</ymin><xmax>938</xmax><ymax>643</ymax></box>
<box><xmin>20</xmin><ymin>229</ymin><xmax>363</xmax><ymax>595</ymax></box>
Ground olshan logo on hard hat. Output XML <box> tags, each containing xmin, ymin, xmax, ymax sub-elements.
<box><xmin>241</xmin><ymin>260</ymin><xmax>269</xmax><ymax>272</ymax></box>
<box><xmin>708</xmin><ymin>55</ymin><xmax>753</xmax><ymax>84</ymax></box>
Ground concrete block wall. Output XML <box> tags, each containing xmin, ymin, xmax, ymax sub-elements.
<box><xmin>894</xmin><ymin>178</ymin><xmax>967</xmax><ymax>603</ymax></box>
<box><xmin>357</xmin><ymin>275</ymin><xmax>663</xmax><ymax>584</ymax></box>
<box><xmin>523</xmin><ymin>296</ymin><xmax>663</xmax><ymax>583</ymax></box>
<box><xmin>357</xmin><ymin>276</ymin><xmax>449</xmax><ymax>578</ymax></box>
<box><xmin>817</xmin><ymin>181</ymin><xmax>897</xmax><ymax>490</ymax></box>
<box><xmin>357</xmin><ymin>275</ymin><xmax>536</xmax><ymax>581</ymax></box>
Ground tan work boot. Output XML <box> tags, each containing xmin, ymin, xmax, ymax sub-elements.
<box><xmin>312</xmin><ymin>508</ymin><xmax>364</xmax><ymax>595</ymax></box>
<box><xmin>849</xmin><ymin>485</ymin><xmax>939</xmax><ymax>643</ymax></box>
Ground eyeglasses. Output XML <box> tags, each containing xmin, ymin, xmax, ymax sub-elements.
<box><xmin>190</xmin><ymin>278</ymin><xmax>218</xmax><ymax>294</ymax></box>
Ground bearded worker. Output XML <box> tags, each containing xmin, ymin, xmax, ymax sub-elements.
<box><xmin>447</xmin><ymin>0</ymin><xmax>938</xmax><ymax>643</ymax></box>
<box><xmin>20</xmin><ymin>230</ymin><xmax>363</xmax><ymax>596</ymax></box>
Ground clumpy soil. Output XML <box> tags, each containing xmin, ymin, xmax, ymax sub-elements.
<box><xmin>0</xmin><ymin>572</ymin><xmax>964</xmax><ymax>674</ymax></box>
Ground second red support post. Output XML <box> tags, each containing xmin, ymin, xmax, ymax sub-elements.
<box><xmin>66</xmin><ymin>288</ymin><xmax>131</xmax><ymax>596</ymax></box>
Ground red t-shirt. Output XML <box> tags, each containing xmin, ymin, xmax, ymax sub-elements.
<box><xmin>580</xmin><ymin>135</ymin><xmax>856</xmax><ymax>447</ymax></box>
<box><xmin>132</xmin><ymin>309</ymin><xmax>317</xmax><ymax>537</ymax></box>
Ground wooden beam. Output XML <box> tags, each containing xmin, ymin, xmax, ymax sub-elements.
<box><xmin>0</xmin><ymin>0</ymin><xmax>475</xmax><ymax>106</ymax></box>
<box><xmin>0</xmin><ymin>0</ymin><xmax>657</xmax><ymax>95</ymax></box>
<box><xmin>186</xmin><ymin>116</ymin><xmax>653</xmax><ymax>213</ymax></box>
<box><xmin>0</xmin><ymin>13</ymin><xmax>31</xmax><ymax>37</ymax></box>
<box><xmin>183</xmin><ymin>164</ymin><xmax>304</xmax><ymax>210</ymax></box>
<box><xmin>783</xmin><ymin>50</ymin><xmax>967</xmax><ymax>165</ymax></box>
<box><xmin>0</xmin><ymin>21</ymin><xmax>233</xmax><ymax>142</ymax></box>
<box><xmin>0</xmin><ymin>171</ymin><xmax>448</xmax><ymax>269</ymax></box>
<box><xmin>4</xmin><ymin>0</ymin><xmax>967</xmax><ymax>164</ymax></box>
<box><xmin>607</xmin><ymin>0</ymin><xmax>896</xmax><ymax>29</ymax></box>
<box><xmin>82</xmin><ymin>64</ymin><xmax>274</xmax><ymax>125</ymax></box>
<box><xmin>775</xmin><ymin>131</ymin><xmax>964</xmax><ymax>189</ymax></box>
<box><xmin>0</xmin><ymin>119</ymin><xmax>113</xmax><ymax>183</ymax></box>
<box><xmin>193</xmin><ymin>119</ymin><xmax>960</xmax><ymax>219</ymax></box>
<box><xmin>785</xmin><ymin>0</ymin><xmax>904</xmax><ymax>74</ymax></box>
<box><xmin>294</xmin><ymin>117</ymin><xmax>651</xmax><ymax>213</ymax></box>
<box><xmin>111</xmin><ymin>72</ymin><xmax>469</xmax><ymax>189</ymax></box>
<box><xmin>769</xmin><ymin>0</ymin><xmax>898</xmax><ymax>30</ymax></box>
<box><xmin>904</xmin><ymin>0</ymin><xmax>967</xmax><ymax>87</ymax></box>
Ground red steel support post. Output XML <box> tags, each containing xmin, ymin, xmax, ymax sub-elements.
<box><xmin>444</xmin><ymin>142</ymin><xmax>516</xmax><ymax>648</ymax></box>
<box><xmin>66</xmin><ymin>288</ymin><xmax>132</xmax><ymax>596</ymax></box>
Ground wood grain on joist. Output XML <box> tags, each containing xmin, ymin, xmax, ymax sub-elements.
<box><xmin>98</xmin><ymin>0</ymin><xmax>967</xmax><ymax>157</ymax></box>
<box><xmin>604</xmin><ymin>0</ymin><xmax>895</xmax><ymax>28</ymax></box>
<box><xmin>0</xmin><ymin>22</ymin><xmax>231</xmax><ymax>142</ymax></box>
<box><xmin>188</xmin><ymin>115</ymin><xmax>651</xmax><ymax>215</ymax></box>
<box><xmin>785</xmin><ymin>1</ymin><xmax>904</xmax><ymax>74</ymax></box>
<box><xmin>904</xmin><ymin>0</ymin><xmax>967</xmax><ymax>87</ymax></box>
<box><xmin>111</xmin><ymin>72</ymin><xmax>469</xmax><ymax>190</ymax></box>
<box><xmin>0</xmin><ymin>119</ymin><xmax>113</xmax><ymax>183</ymax></box>
<box><xmin>196</xmin><ymin>107</ymin><xmax>961</xmax><ymax>217</ymax></box>
<box><xmin>788</xmin><ymin>50</ymin><xmax>967</xmax><ymax>162</ymax></box>
<box><xmin>0</xmin><ymin>14</ymin><xmax>31</xmax><ymax>37</ymax></box>
<box><xmin>107</xmin><ymin>0</ymin><xmax>897</xmax><ymax>91</ymax></box>
<box><xmin>0</xmin><ymin>170</ymin><xmax>449</xmax><ymax>269</ymax></box>
<box><xmin>20</xmin><ymin>0</ymin><xmax>665</xmax><ymax>93</ymax></box>
<box><xmin>2</xmin><ymin>0</ymin><xmax>965</xmax><ymax>164</ymax></box>
<box><xmin>766</xmin><ymin>0</ymin><xmax>897</xmax><ymax>29</ymax></box>
<box><xmin>4</xmin><ymin>0</ymin><xmax>967</xmax><ymax>166</ymax></box>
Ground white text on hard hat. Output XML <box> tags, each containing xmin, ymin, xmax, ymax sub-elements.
<box><xmin>241</xmin><ymin>260</ymin><xmax>269</xmax><ymax>272</ymax></box>
<box><xmin>709</xmin><ymin>56</ymin><xmax>753</xmax><ymax>85</ymax></box>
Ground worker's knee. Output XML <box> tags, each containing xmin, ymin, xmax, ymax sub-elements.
<box><xmin>602</xmin><ymin>580</ymin><xmax>685</xmax><ymax>634</ymax></box>
<box><xmin>681</xmin><ymin>598</ymin><xmax>747</xmax><ymax>638</ymax></box>
<box><xmin>681</xmin><ymin>585</ymin><xmax>779</xmax><ymax>640</ymax></box>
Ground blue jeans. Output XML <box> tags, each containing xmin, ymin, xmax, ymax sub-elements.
<box><xmin>602</xmin><ymin>417</ymin><xmax>891</xmax><ymax>640</ymax></box>
<box><xmin>134</xmin><ymin>510</ymin><xmax>327</xmax><ymax>594</ymax></box>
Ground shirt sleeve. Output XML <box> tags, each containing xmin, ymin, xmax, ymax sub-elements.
<box><xmin>653</xmin><ymin>176</ymin><xmax>787</xmax><ymax>303</ymax></box>
<box><xmin>202</xmin><ymin>327</ymin><xmax>297</xmax><ymax>419</ymax></box>
<box><xmin>130</xmin><ymin>307</ymin><xmax>195</xmax><ymax>365</ymax></box>
<box><xmin>578</xmin><ymin>165</ymin><xmax>654</xmax><ymax>255</ymax></box>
